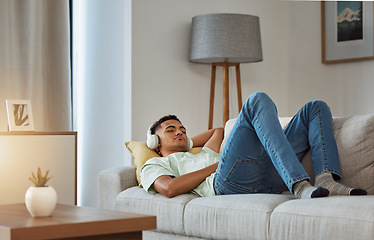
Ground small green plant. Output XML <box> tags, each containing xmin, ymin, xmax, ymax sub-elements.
<box><xmin>28</xmin><ymin>168</ymin><xmax>52</xmax><ymax>187</ymax></box>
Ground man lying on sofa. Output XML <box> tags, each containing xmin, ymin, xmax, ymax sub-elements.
<box><xmin>141</xmin><ymin>92</ymin><xmax>367</xmax><ymax>199</ymax></box>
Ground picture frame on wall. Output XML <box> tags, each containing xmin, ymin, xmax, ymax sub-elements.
<box><xmin>322</xmin><ymin>1</ymin><xmax>374</xmax><ymax>64</ymax></box>
<box><xmin>6</xmin><ymin>99</ymin><xmax>35</xmax><ymax>132</ymax></box>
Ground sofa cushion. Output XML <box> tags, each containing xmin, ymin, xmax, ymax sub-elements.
<box><xmin>115</xmin><ymin>186</ymin><xmax>199</xmax><ymax>235</ymax></box>
<box><xmin>269</xmin><ymin>196</ymin><xmax>374</xmax><ymax>240</ymax></box>
<box><xmin>300</xmin><ymin>114</ymin><xmax>374</xmax><ymax>193</ymax></box>
<box><xmin>332</xmin><ymin>114</ymin><xmax>374</xmax><ymax>194</ymax></box>
<box><xmin>183</xmin><ymin>194</ymin><xmax>294</xmax><ymax>240</ymax></box>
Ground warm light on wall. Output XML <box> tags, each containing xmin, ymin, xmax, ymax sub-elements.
<box><xmin>0</xmin><ymin>134</ymin><xmax>76</xmax><ymax>205</ymax></box>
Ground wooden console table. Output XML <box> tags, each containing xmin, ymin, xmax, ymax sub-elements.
<box><xmin>0</xmin><ymin>203</ymin><xmax>156</xmax><ymax>240</ymax></box>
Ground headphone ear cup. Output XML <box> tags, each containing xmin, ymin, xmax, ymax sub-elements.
<box><xmin>147</xmin><ymin>135</ymin><xmax>159</xmax><ymax>150</ymax></box>
<box><xmin>187</xmin><ymin>138</ymin><xmax>193</xmax><ymax>151</ymax></box>
<box><xmin>146</xmin><ymin>126</ymin><xmax>159</xmax><ymax>150</ymax></box>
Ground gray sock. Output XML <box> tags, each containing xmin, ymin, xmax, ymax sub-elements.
<box><xmin>293</xmin><ymin>180</ymin><xmax>329</xmax><ymax>199</ymax></box>
<box><xmin>315</xmin><ymin>172</ymin><xmax>367</xmax><ymax>196</ymax></box>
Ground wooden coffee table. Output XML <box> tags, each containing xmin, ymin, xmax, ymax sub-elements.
<box><xmin>0</xmin><ymin>203</ymin><xmax>156</xmax><ymax>240</ymax></box>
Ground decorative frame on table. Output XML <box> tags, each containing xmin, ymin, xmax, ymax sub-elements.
<box><xmin>322</xmin><ymin>1</ymin><xmax>374</xmax><ymax>64</ymax></box>
<box><xmin>5</xmin><ymin>99</ymin><xmax>35</xmax><ymax>131</ymax></box>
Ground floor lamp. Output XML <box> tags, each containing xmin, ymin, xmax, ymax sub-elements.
<box><xmin>189</xmin><ymin>13</ymin><xmax>263</xmax><ymax>129</ymax></box>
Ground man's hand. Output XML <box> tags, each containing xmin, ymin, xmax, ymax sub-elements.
<box><xmin>153</xmin><ymin>162</ymin><xmax>219</xmax><ymax>198</ymax></box>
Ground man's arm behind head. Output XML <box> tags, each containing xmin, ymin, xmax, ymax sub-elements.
<box><xmin>190</xmin><ymin>128</ymin><xmax>224</xmax><ymax>153</ymax></box>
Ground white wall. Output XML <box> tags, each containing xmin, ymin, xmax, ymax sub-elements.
<box><xmin>132</xmin><ymin>0</ymin><xmax>292</xmax><ymax>141</ymax></box>
<box><xmin>73</xmin><ymin>0</ymin><xmax>132</xmax><ymax>207</ymax></box>
<box><xmin>287</xmin><ymin>1</ymin><xmax>374</xmax><ymax>116</ymax></box>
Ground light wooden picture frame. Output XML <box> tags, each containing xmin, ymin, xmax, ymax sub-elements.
<box><xmin>6</xmin><ymin>99</ymin><xmax>35</xmax><ymax>131</ymax></box>
<box><xmin>322</xmin><ymin>1</ymin><xmax>374</xmax><ymax>64</ymax></box>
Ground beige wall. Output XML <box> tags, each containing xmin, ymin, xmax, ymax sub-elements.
<box><xmin>132</xmin><ymin>0</ymin><xmax>374</xmax><ymax>142</ymax></box>
<box><xmin>132</xmin><ymin>0</ymin><xmax>291</xmax><ymax>140</ymax></box>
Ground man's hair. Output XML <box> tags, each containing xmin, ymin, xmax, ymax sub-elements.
<box><xmin>150</xmin><ymin>115</ymin><xmax>181</xmax><ymax>135</ymax></box>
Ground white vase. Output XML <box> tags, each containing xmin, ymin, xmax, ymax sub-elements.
<box><xmin>25</xmin><ymin>186</ymin><xmax>57</xmax><ymax>217</ymax></box>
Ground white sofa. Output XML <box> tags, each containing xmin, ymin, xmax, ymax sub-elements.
<box><xmin>98</xmin><ymin>114</ymin><xmax>374</xmax><ymax>240</ymax></box>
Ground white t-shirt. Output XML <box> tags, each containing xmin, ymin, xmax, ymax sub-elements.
<box><xmin>141</xmin><ymin>147</ymin><xmax>221</xmax><ymax>197</ymax></box>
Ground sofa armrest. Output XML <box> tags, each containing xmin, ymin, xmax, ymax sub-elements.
<box><xmin>97</xmin><ymin>166</ymin><xmax>137</xmax><ymax>210</ymax></box>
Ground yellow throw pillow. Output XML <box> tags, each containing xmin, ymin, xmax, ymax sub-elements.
<box><xmin>125</xmin><ymin>141</ymin><xmax>202</xmax><ymax>186</ymax></box>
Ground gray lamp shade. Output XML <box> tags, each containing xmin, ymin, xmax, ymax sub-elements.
<box><xmin>189</xmin><ymin>13</ymin><xmax>263</xmax><ymax>64</ymax></box>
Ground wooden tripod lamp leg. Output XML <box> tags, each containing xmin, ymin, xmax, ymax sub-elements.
<box><xmin>208</xmin><ymin>65</ymin><xmax>216</xmax><ymax>130</ymax></box>
<box><xmin>235</xmin><ymin>64</ymin><xmax>243</xmax><ymax>112</ymax></box>
<box><xmin>209</xmin><ymin>62</ymin><xmax>242</xmax><ymax>129</ymax></box>
<box><xmin>223</xmin><ymin>63</ymin><xmax>230</xmax><ymax>126</ymax></box>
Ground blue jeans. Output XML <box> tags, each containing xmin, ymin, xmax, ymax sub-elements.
<box><xmin>214</xmin><ymin>92</ymin><xmax>341</xmax><ymax>195</ymax></box>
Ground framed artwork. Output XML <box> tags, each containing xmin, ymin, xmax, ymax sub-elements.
<box><xmin>6</xmin><ymin>99</ymin><xmax>35</xmax><ymax>131</ymax></box>
<box><xmin>322</xmin><ymin>1</ymin><xmax>374</xmax><ymax>64</ymax></box>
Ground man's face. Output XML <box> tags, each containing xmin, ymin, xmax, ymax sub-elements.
<box><xmin>156</xmin><ymin>119</ymin><xmax>188</xmax><ymax>152</ymax></box>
